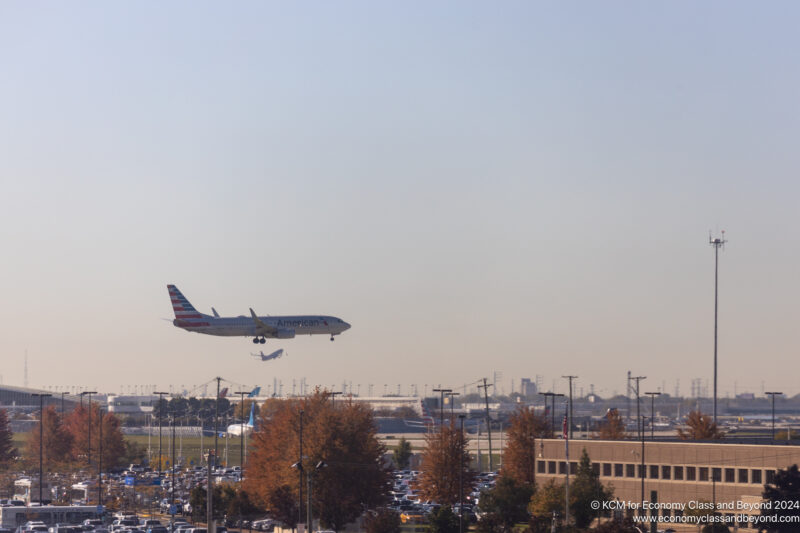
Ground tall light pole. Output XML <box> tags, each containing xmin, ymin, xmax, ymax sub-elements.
<box><xmin>539</xmin><ymin>392</ymin><xmax>554</xmax><ymax>436</ymax></box>
<box><xmin>80</xmin><ymin>391</ymin><xmax>97</xmax><ymax>468</ymax></box>
<box><xmin>154</xmin><ymin>391</ymin><xmax>169</xmax><ymax>474</ymax></box>
<box><xmin>98</xmin><ymin>405</ymin><xmax>103</xmax><ymax>506</ymax></box>
<box><xmin>236</xmin><ymin>391</ymin><xmax>247</xmax><ymax>473</ymax></box>
<box><xmin>645</xmin><ymin>392</ymin><xmax>661</xmax><ymax>441</ymax></box>
<box><xmin>458</xmin><ymin>414</ymin><xmax>466</xmax><ymax>533</ymax></box>
<box><xmin>631</xmin><ymin>377</ymin><xmax>646</xmax><ymax>440</ymax></box>
<box><xmin>478</xmin><ymin>379</ymin><xmax>494</xmax><ymax>471</ymax></box>
<box><xmin>766</xmin><ymin>392</ymin><xmax>782</xmax><ymax>440</ymax></box>
<box><xmin>562</xmin><ymin>376</ymin><xmax>578</xmax><ymax>439</ymax></box>
<box><xmin>31</xmin><ymin>393</ymin><xmax>51</xmax><ymax>505</ymax></box>
<box><xmin>446</xmin><ymin>392</ymin><xmax>460</xmax><ymax>422</ymax></box>
<box><xmin>432</xmin><ymin>388</ymin><xmax>452</xmax><ymax>427</ymax></box>
<box><xmin>710</xmin><ymin>230</ymin><xmax>726</xmax><ymax>424</ymax></box>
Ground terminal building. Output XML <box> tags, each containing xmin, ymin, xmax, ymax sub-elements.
<box><xmin>535</xmin><ymin>438</ymin><xmax>800</xmax><ymax>530</ymax></box>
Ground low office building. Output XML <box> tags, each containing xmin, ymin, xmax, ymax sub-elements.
<box><xmin>535</xmin><ymin>438</ymin><xmax>800</xmax><ymax>530</ymax></box>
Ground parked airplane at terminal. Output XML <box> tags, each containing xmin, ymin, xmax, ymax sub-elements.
<box><xmin>227</xmin><ymin>403</ymin><xmax>256</xmax><ymax>436</ymax></box>
<box><xmin>168</xmin><ymin>285</ymin><xmax>350</xmax><ymax>344</ymax></box>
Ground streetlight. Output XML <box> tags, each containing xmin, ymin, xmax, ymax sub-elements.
<box><xmin>766</xmin><ymin>392</ymin><xmax>782</xmax><ymax>440</ymax></box>
<box><xmin>645</xmin><ymin>392</ymin><xmax>661</xmax><ymax>441</ymax></box>
<box><xmin>562</xmin><ymin>376</ymin><xmax>578</xmax><ymax>439</ymax></box>
<box><xmin>31</xmin><ymin>393</ymin><xmax>51</xmax><ymax>505</ymax></box>
<box><xmin>538</xmin><ymin>393</ymin><xmax>554</xmax><ymax>435</ymax></box>
<box><xmin>98</xmin><ymin>405</ymin><xmax>103</xmax><ymax>506</ymax></box>
<box><xmin>307</xmin><ymin>460</ymin><xmax>327</xmax><ymax>529</ymax></box>
<box><xmin>328</xmin><ymin>391</ymin><xmax>343</xmax><ymax>407</ymax></box>
<box><xmin>458</xmin><ymin>414</ymin><xmax>466</xmax><ymax>533</ymax></box>
<box><xmin>154</xmin><ymin>391</ymin><xmax>169</xmax><ymax>474</ymax></box>
<box><xmin>446</xmin><ymin>392</ymin><xmax>460</xmax><ymax>421</ymax></box>
<box><xmin>631</xmin><ymin>377</ymin><xmax>646</xmax><ymax>440</ymax></box>
<box><xmin>80</xmin><ymin>391</ymin><xmax>97</xmax><ymax>467</ymax></box>
<box><xmin>236</xmin><ymin>391</ymin><xmax>248</xmax><ymax>474</ymax></box>
<box><xmin>432</xmin><ymin>388</ymin><xmax>452</xmax><ymax>427</ymax></box>
<box><xmin>709</xmin><ymin>231</ymin><xmax>726</xmax><ymax>424</ymax></box>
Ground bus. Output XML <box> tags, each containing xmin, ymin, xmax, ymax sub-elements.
<box><xmin>12</xmin><ymin>479</ymin><xmax>54</xmax><ymax>505</ymax></box>
<box><xmin>0</xmin><ymin>506</ymin><xmax>102</xmax><ymax>529</ymax></box>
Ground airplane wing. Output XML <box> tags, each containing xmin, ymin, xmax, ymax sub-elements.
<box><xmin>250</xmin><ymin>308</ymin><xmax>278</xmax><ymax>336</ymax></box>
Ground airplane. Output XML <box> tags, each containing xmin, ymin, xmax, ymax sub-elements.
<box><xmin>227</xmin><ymin>403</ymin><xmax>256</xmax><ymax>437</ymax></box>
<box><xmin>252</xmin><ymin>349</ymin><xmax>286</xmax><ymax>362</ymax></box>
<box><xmin>168</xmin><ymin>285</ymin><xmax>351</xmax><ymax>344</ymax></box>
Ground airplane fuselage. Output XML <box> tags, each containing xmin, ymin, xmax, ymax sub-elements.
<box><xmin>173</xmin><ymin>314</ymin><xmax>349</xmax><ymax>337</ymax></box>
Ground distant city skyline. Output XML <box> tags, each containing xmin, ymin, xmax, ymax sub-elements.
<box><xmin>1</xmin><ymin>2</ymin><xmax>798</xmax><ymax>395</ymax></box>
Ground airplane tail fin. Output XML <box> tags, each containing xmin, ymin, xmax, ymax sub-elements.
<box><xmin>247</xmin><ymin>403</ymin><xmax>255</xmax><ymax>427</ymax></box>
<box><xmin>167</xmin><ymin>285</ymin><xmax>203</xmax><ymax>319</ymax></box>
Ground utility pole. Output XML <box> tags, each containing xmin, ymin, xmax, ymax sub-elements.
<box><xmin>562</xmin><ymin>376</ymin><xmax>577</xmax><ymax>439</ymax></box>
<box><xmin>478</xmin><ymin>379</ymin><xmax>494</xmax><ymax>471</ymax></box>
<box><xmin>709</xmin><ymin>230</ymin><xmax>726</xmax><ymax>425</ymax></box>
<box><xmin>154</xmin><ymin>391</ymin><xmax>169</xmax><ymax>474</ymax></box>
<box><xmin>645</xmin><ymin>392</ymin><xmax>661</xmax><ymax>440</ymax></box>
<box><xmin>446</xmin><ymin>392</ymin><xmax>460</xmax><ymax>421</ymax></box>
<box><xmin>98</xmin><ymin>405</ymin><xmax>103</xmax><ymax>506</ymax></box>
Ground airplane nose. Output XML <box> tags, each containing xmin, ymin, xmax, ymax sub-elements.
<box><xmin>343</xmin><ymin>321</ymin><xmax>351</xmax><ymax>331</ymax></box>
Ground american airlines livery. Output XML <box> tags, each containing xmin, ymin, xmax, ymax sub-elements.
<box><xmin>168</xmin><ymin>285</ymin><xmax>351</xmax><ymax>344</ymax></box>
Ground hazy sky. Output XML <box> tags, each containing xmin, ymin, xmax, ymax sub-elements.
<box><xmin>1</xmin><ymin>2</ymin><xmax>798</xmax><ymax>399</ymax></box>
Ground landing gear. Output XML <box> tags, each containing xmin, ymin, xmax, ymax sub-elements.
<box><xmin>252</xmin><ymin>338</ymin><xmax>259</xmax><ymax>344</ymax></box>
<box><xmin>253</xmin><ymin>337</ymin><xmax>267</xmax><ymax>344</ymax></box>
<box><xmin>259</xmin><ymin>337</ymin><xmax>266</xmax><ymax>344</ymax></box>
<box><xmin>330</xmin><ymin>335</ymin><xmax>335</xmax><ymax>342</ymax></box>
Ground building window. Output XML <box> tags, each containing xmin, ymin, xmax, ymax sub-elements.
<box><xmin>625</xmin><ymin>464</ymin><xmax>635</xmax><ymax>478</ymax></box>
<box><xmin>725</xmin><ymin>468</ymin><xmax>735</xmax><ymax>483</ymax></box>
<box><xmin>751</xmin><ymin>470</ymin><xmax>762</xmax><ymax>484</ymax></box>
<box><xmin>662</xmin><ymin>465</ymin><xmax>671</xmax><ymax>479</ymax></box>
<box><xmin>674</xmin><ymin>466</ymin><xmax>683</xmax><ymax>480</ymax></box>
<box><xmin>537</xmin><ymin>461</ymin><xmax>546</xmax><ymax>474</ymax></box>
<box><xmin>548</xmin><ymin>461</ymin><xmax>556</xmax><ymax>474</ymax></box>
<box><xmin>649</xmin><ymin>465</ymin><xmax>659</xmax><ymax>479</ymax></box>
<box><xmin>637</xmin><ymin>465</ymin><xmax>645</xmax><ymax>479</ymax></box>
<box><xmin>686</xmin><ymin>467</ymin><xmax>696</xmax><ymax>481</ymax></box>
<box><xmin>592</xmin><ymin>463</ymin><xmax>600</xmax><ymax>475</ymax></box>
<box><xmin>615</xmin><ymin>464</ymin><xmax>623</xmax><ymax>477</ymax></box>
<box><xmin>559</xmin><ymin>461</ymin><xmax>567</xmax><ymax>474</ymax></box>
<box><xmin>738</xmin><ymin>469</ymin><xmax>748</xmax><ymax>483</ymax></box>
<box><xmin>712</xmin><ymin>468</ymin><xmax>722</xmax><ymax>482</ymax></box>
<box><xmin>603</xmin><ymin>463</ymin><xmax>612</xmax><ymax>477</ymax></box>
<box><xmin>699</xmin><ymin>467</ymin><xmax>709</xmax><ymax>481</ymax></box>
<box><xmin>766</xmin><ymin>470</ymin><xmax>776</xmax><ymax>484</ymax></box>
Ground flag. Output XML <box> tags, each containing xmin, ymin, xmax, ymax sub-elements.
<box><xmin>248</xmin><ymin>386</ymin><xmax>261</xmax><ymax>398</ymax></box>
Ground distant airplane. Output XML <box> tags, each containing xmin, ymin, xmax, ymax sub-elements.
<box><xmin>227</xmin><ymin>403</ymin><xmax>256</xmax><ymax>437</ymax></box>
<box><xmin>252</xmin><ymin>349</ymin><xmax>285</xmax><ymax>362</ymax></box>
<box><xmin>168</xmin><ymin>285</ymin><xmax>351</xmax><ymax>344</ymax></box>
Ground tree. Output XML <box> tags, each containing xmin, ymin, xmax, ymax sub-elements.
<box><xmin>0</xmin><ymin>409</ymin><xmax>16</xmax><ymax>467</ymax></box>
<box><xmin>502</xmin><ymin>406</ymin><xmax>549</xmax><ymax>486</ymax></box>
<box><xmin>593</xmin><ymin>517</ymin><xmax>641</xmax><ymax>533</ymax></box>
<box><xmin>592</xmin><ymin>409</ymin><xmax>628</xmax><ymax>440</ymax></box>
<box><xmin>364</xmin><ymin>508</ymin><xmax>401</xmax><ymax>533</ymax></box>
<box><xmin>25</xmin><ymin>405</ymin><xmax>73</xmax><ymax>468</ymax></box>
<box><xmin>416</xmin><ymin>423</ymin><xmax>475</xmax><ymax>506</ymax></box>
<box><xmin>477</xmin><ymin>475</ymin><xmax>534</xmax><ymax>532</ymax></box>
<box><xmin>677</xmin><ymin>411</ymin><xmax>724</xmax><ymax>440</ymax></box>
<box><xmin>760</xmin><ymin>464</ymin><xmax>800</xmax><ymax>532</ymax></box>
<box><xmin>63</xmin><ymin>404</ymin><xmax>127</xmax><ymax>467</ymax></box>
<box><xmin>528</xmin><ymin>479</ymin><xmax>565</xmax><ymax>525</ymax></box>
<box><xmin>428</xmin><ymin>505</ymin><xmax>459</xmax><ymax>533</ymax></box>
<box><xmin>393</xmin><ymin>437</ymin><xmax>412</xmax><ymax>470</ymax></box>
<box><xmin>245</xmin><ymin>390</ymin><xmax>390</xmax><ymax>532</ymax></box>
<box><xmin>570</xmin><ymin>449</ymin><xmax>613</xmax><ymax>529</ymax></box>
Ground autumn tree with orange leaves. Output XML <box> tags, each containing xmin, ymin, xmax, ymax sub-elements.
<box><xmin>592</xmin><ymin>408</ymin><xmax>628</xmax><ymax>440</ymax></box>
<box><xmin>63</xmin><ymin>404</ymin><xmax>127</xmax><ymax>468</ymax></box>
<box><xmin>25</xmin><ymin>406</ymin><xmax>73</xmax><ymax>468</ymax></box>
<box><xmin>501</xmin><ymin>406</ymin><xmax>549</xmax><ymax>486</ymax></box>
<box><xmin>416</xmin><ymin>423</ymin><xmax>475</xmax><ymax>506</ymax></box>
<box><xmin>677</xmin><ymin>411</ymin><xmax>724</xmax><ymax>440</ymax></box>
<box><xmin>0</xmin><ymin>409</ymin><xmax>15</xmax><ymax>467</ymax></box>
<box><xmin>245</xmin><ymin>390</ymin><xmax>390</xmax><ymax>532</ymax></box>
